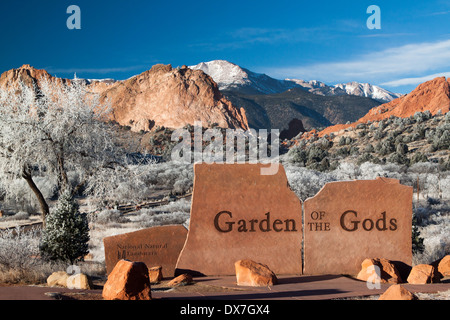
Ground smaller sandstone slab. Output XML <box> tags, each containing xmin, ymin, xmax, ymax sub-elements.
<box><xmin>303</xmin><ymin>177</ymin><xmax>412</xmax><ymax>275</ymax></box>
<box><xmin>378</xmin><ymin>284</ymin><xmax>418</xmax><ymax>300</ymax></box>
<box><xmin>356</xmin><ymin>258</ymin><xmax>403</xmax><ymax>284</ymax></box>
<box><xmin>103</xmin><ymin>225</ymin><xmax>187</xmax><ymax>276</ymax></box>
<box><xmin>407</xmin><ymin>264</ymin><xmax>440</xmax><ymax>284</ymax></box>
<box><xmin>235</xmin><ymin>259</ymin><xmax>278</xmax><ymax>287</ymax></box>
<box><xmin>102</xmin><ymin>259</ymin><xmax>151</xmax><ymax>300</ymax></box>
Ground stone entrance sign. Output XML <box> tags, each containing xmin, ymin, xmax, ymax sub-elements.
<box><xmin>175</xmin><ymin>163</ymin><xmax>303</xmax><ymax>276</ymax></box>
<box><xmin>303</xmin><ymin>177</ymin><xmax>412</xmax><ymax>275</ymax></box>
<box><xmin>103</xmin><ymin>225</ymin><xmax>188</xmax><ymax>276</ymax></box>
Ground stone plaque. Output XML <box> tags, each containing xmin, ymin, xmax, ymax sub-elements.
<box><xmin>175</xmin><ymin>163</ymin><xmax>303</xmax><ymax>276</ymax></box>
<box><xmin>103</xmin><ymin>225</ymin><xmax>188</xmax><ymax>276</ymax></box>
<box><xmin>303</xmin><ymin>177</ymin><xmax>412</xmax><ymax>275</ymax></box>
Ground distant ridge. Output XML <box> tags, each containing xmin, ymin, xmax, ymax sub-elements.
<box><xmin>190</xmin><ymin>60</ymin><xmax>400</xmax><ymax>102</ymax></box>
<box><xmin>318</xmin><ymin>76</ymin><xmax>450</xmax><ymax>137</ymax></box>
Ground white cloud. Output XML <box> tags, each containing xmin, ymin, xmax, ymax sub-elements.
<box><xmin>265</xmin><ymin>39</ymin><xmax>450</xmax><ymax>85</ymax></box>
<box><xmin>381</xmin><ymin>72</ymin><xmax>450</xmax><ymax>87</ymax></box>
<box><xmin>46</xmin><ymin>65</ymin><xmax>146</xmax><ymax>76</ymax></box>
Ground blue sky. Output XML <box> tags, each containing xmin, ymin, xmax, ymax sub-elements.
<box><xmin>1</xmin><ymin>0</ymin><xmax>450</xmax><ymax>94</ymax></box>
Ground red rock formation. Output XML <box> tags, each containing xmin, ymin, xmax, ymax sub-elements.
<box><xmin>356</xmin><ymin>258</ymin><xmax>403</xmax><ymax>284</ymax></box>
<box><xmin>0</xmin><ymin>64</ymin><xmax>249</xmax><ymax>132</ymax></box>
<box><xmin>316</xmin><ymin>77</ymin><xmax>450</xmax><ymax>137</ymax></box>
<box><xmin>437</xmin><ymin>255</ymin><xmax>450</xmax><ymax>277</ymax></box>
<box><xmin>235</xmin><ymin>259</ymin><xmax>278</xmax><ymax>287</ymax></box>
<box><xmin>359</xmin><ymin>76</ymin><xmax>450</xmax><ymax>122</ymax></box>
<box><xmin>378</xmin><ymin>284</ymin><xmax>418</xmax><ymax>300</ymax></box>
<box><xmin>407</xmin><ymin>264</ymin><xmax>441</xmax><ymax>284</ymax></box>
<box><xmin>92</xmin><ymin>64</ymin><xmax>248</xmax><ymax>131</ymax></box>
<box><xmin>167</xmin><ymin>273</ymin><xmax>193</xmax><ymax>287</ymax></box>
<box><xmin>0</xmin><ymin>64</ymin><xmax>69</xmax><ymax>90</ymax></box>
<box><xmin>102</xmin><ymin>260</ymin><xmax>152</xmax><ymax>300</ymax></box>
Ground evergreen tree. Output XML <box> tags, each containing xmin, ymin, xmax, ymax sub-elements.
<box><xmin>412</xmin><ymin>214</ymin><xmax>425</xmax><ymax>255</ymax></box>
<box><xmin>40</xmin><ymin>191</ymin><xmax>90</xmax><ymax>264</ymax></box>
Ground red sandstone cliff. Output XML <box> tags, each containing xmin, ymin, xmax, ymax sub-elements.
<box><xmin>92</xmin><ymin>64</ymin><xmax>248</xmax><ymax>131</ymax></box>
<box><xmin>318</xmin><ymin>76</ymin><xmax>450</xmax><ymax>137</ymax></box>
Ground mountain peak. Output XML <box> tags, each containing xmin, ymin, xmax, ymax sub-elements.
<box><xmin>190</xmin><ymin>60</ymin><xmax>250</xmax><ymax>89</ymax></box>
<box><xmin>19</xmin><ymin>64</ymin><xmax>34</xmax><ymax>69</ymax></box>
<box><xmin>190</xmin><ymin>60</ymin><xmax>297</xmax><ymax>94</ymax></box>
<box><xmin>0</xmin><ymin>64</ymin><xmax>55</xmax><ymax>89</ymax></box>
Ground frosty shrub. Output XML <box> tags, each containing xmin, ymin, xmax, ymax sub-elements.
<box><xmin>430</xmin><ymin>127</ymin><xmax>450</xmax><ymax>151</ymax></box>
<box><xmin>0</xmin><ymin>226</ymin><xmax>63</xmax><ymax>283</ymax></box>
<box><xmin>411</xmin><ymin>152</ymin><xmax>429</xmax><ymax>164</ymax></box>
<box><xmin>357</xmin><ymin>153</ymin><xmax>374</xmax><ymax>165</ymax></box>
<box><xmin>137</xmin><ymin>210</ymin><xmax>190</xmax><ymax>228</ymax></box>
<box><xmin>83</xmin><ymin>160</ymin><xmax>194</xmax><ymax>211</ymax></box>
<box><xmin>284</xmin><ymin>163</ymin><xmax>336</xmax><ymax>200</ymax></box>
<box><xmin>0</xmin><ymin>211</ymin><xmax>30</xmax><ymax>221</ymax></box>
<box><xmin>94</xmin><ymin>209</ymin><xmax>129</xmax><ymax>225</ymax></box>
<box><xmin>133</xmin><ymin>198</ymin><xmax>191</xmax><ymax>228</ymax></box>
<box><xmin>173</xmin><ymin>177</ymin><xmax>192</xmax><ymax>194</ymax></box>
<box><xmin>40</xmin><ymin>191</ymin><xmax>89</xmax><ymax>264</ymax></box>
<box><xmin>414</xmin><ymin>210</ymin><xmax>450</xmax><ymax>264</ymax></box>
<box><xmin>364</xmin><ymin>144</ymin><xmax>375</xmax><ymax>153</ymax></box>
<box><xmin>0</xmin><ymin>227</ymin><xmax>40</xmax><ymax>273</ymax></box>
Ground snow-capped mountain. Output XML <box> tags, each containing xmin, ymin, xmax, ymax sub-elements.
<box><xmin>190</xmin><ymin>60</ymin><xmax>401</xmax><ymax>103</ymax></box>
<box><xmin>286</xmin><ymin>79</ymin><xmax>347</xmax><ymax>97</ymax></box>
<box><xmin>334</xmin><ymin>82</ymin><xmax>402</xmax><ymax>103</ymax></box>
<box><xmin>285</xmin><ymin>79</ymin><xmax>401</xmax><ymax>103</ymax></box>
<box><xmin>189</xmin><ymin>60</ymin><xmax>297</xmax><ymax>95</ymax></box>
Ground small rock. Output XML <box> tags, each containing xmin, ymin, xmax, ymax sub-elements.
<box><xmin>168</xmin><ymin>273</ymin><xmax>193</xmax><ymax>287</ymax></box>
<box><xmin>66</xmin><ymin>273</ymin><xmax>92</xmax><ymax>290</ymax></box>
<box><xmin>356</xmin><ymin>258</ymin><xmax>403</xmax><ymax>284</ymax></box>
<box><xmin>148</xmin><ymin>266</ymin><xmax>163</xmax><ymax>284</ymax></box>
<box><xmin>44</xmin><ymin>292</ymin><xmax>62</xmax><ymax>300</ymax></box>
<box><xmin>437</xmin><ymin>255</ymin><xmax>450</xmax><ymax>277</ymax></box>
<box><xmin>407</xmin><ymin>264</ymin><xmax>440</xmax><ymax>284</ymax></box>
<box><xmin>83</xmin><ymin>253</ymin><xmax>94</xmax><ymax>261</ymax></box>
<box><xmin>47</xmin><ymin>271</ymin><xmax>69</xmax><ymax>287</ymax></box>
<box><xmin>235</xmin><ymin>259</ymin><xmax>277</xmax><ymax>287</ymax></box>
<box><xmin>378</xmin><ymin>284</ymin><xmax>418</xmax><ymax>300</ymax></box>
<box><xmin>102</xmin><ymin>259</ymin><xmax>151</xmax><ymax>300</ymax></box>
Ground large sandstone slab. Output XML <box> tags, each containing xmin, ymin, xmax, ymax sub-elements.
<box><xmin>175</xmin><ymin>163</ymin><xmax>303</xmax><ymax>276</ymax></box>
<box><xmin>103</xmin><ymin>225</ymin><xmax>188</xmax><ymax>276</ymax></box>
<box><xmin>303</xmin><ymin>177</ymin><xmax>412</xmax><ymax>275</ymax></box>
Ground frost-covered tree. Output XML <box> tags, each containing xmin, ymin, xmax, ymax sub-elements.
<box><xmin>39</xmin><ymin>191</ymin><xmax>89</xmax><ymax>264</ymax></box>
<box><xmin>0</xmin><ymin>77</ymin><xmax>123</xmax><ymax>220</ymax></box>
